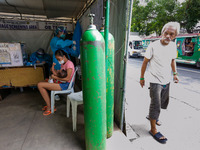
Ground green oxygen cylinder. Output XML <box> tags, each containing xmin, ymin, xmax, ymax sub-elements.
<box><xmin>100</xmin><ymin>20</ymin><xmax>115</xmax><ymax>138</ymax></box>
<box><xmin>80</xmin><ymin>14</ymin><xmax>106</xmax><ymax>150</ymax></box>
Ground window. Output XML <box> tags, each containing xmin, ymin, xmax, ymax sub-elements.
<box><xmin>177</xmin><ymin>41</ymin><xmax>181</xmax><ymax>50</ymax></box>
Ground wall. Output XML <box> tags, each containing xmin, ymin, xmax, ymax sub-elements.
<box><xmin>79</xmin><ymin>0</ymin><xmax>104</xmax><ymax>32</ymax></box>
<box><xmin>0</xmin><ymin>30</ymin><xmax>53</xmax><ymax>55</ymax></box>
<box><xmin>79</xmin><ymin>0</ymin><xmax>129</xmax><ymax>129</ymax></box>
<box><xmin>110</xmin><ymin>0</ymin><xmax>129</xmax><ymax>128</ymax></box>
<box><xmin>0</xmin><ymin>20</ymin><xmax>74</xmax><ymax>55</ymax></box>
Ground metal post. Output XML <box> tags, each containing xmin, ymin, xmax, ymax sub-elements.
<box><xmin>103</xmin><ymin>2</ymin><xmax>115</xmax><ymax>137</ymax></box>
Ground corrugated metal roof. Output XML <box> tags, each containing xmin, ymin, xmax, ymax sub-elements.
<box><xmin>0</xmin><ymin>0</ymin><xmax>90</xmax><ymax>19</ymax></box>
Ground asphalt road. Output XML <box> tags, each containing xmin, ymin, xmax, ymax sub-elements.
<box><xmin>126</xmin><ymin>56</ymin><xmax>200</xmax><ymax>118</ymax></box>
<box><xmin>128</xmin><ymin>57</ymin><xmax>200</xmax><ymax>95</ymax></box>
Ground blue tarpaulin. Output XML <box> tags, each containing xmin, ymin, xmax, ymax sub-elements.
<box><xmin>70</xmin><ymin>20</ymin><xmax>82</xmax><ymax>57</ymax></box>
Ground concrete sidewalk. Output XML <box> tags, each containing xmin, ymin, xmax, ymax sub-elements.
<box><xmin>125</xmin><ymin>63</ymin><xmax>200</xmax><ymax>150</ymax></box>
<box><xmin>0</xmin><ymin>88</ymin><xmax>132</xmax><ymax>150</ymax></box>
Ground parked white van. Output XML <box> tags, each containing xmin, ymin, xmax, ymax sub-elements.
<box><xmin>128</xmin><ymin>35</ymin><xmax>144</xmax><ymax>57</ymax></box>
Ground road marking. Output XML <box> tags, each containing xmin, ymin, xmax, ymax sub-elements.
<box><xmin>177</xmin><ymin>68</ymin><xmax>200</xmax><ymax>74</ymax></box>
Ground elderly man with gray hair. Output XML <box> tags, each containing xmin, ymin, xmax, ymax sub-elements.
<box><xmin>140</xmin><ymin>22</ymin><xmax>180</xmax><ymax>144</ymax></box>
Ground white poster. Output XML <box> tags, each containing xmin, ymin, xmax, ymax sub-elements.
<box><xmin>0</xmin><ymin>43</ymin><xmax>23</xmax><ymax>67</ymax></box>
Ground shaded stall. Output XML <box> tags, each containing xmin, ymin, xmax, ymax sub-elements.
<box><xmin>0</xmin><ymin>0</ymin><xmax>133</xmax><ymax>149</ymax></box>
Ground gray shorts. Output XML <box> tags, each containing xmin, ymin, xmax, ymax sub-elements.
<box><xmin>149</xmin><ymin>83</ymin><xmax>170</xmax><ymax>120</ymax></box>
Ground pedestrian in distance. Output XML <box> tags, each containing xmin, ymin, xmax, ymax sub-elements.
<box><xmin>140</xmin><ymin>22</ymin><xmax>180</xmax><ymax>144</ymax></box>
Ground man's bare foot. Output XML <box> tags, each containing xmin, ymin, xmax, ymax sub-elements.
<box><xmin>149</xmin><ymin>130</ymin><xmax>168</xmax><ymax>144</ymax></box>
<box><xmin>156</xmin><ymin>120</ymin><xmax>162</xmax><ymax>126</ymax></box>
<box><xmin>150</xmin><ymin>129</ymin><xmax>166</xmax><ymax>140</ymax></box>
<box><xmin>150</xmin><ymin>129</ymin><xmax>157</xmax><ymax>135</ymax></box>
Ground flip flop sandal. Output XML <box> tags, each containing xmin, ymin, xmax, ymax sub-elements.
<box><xmin>42</xmin><ymin>106</ymin><xmax>47</xmax><ymax>111</ymax></box>
<box><xmin>42</xmin><ymin>106</ymin><xmax>57</xmax><ymax>112</ymax></box>
<box><xmin>43</xmin><ymin>110</ymin><xmax>51</xmax><ymax>116</ymax></box>
<box><xmin>149</xmin><ymin>131</ymin><xmax>167</xmax><ymax>144</ymax></box>
<box><xmin>146</xmin><ymin>115</ymin><xmax>162</xmax><ymax>126</ymax></box>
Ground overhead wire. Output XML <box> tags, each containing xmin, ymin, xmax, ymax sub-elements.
<box><xmin>76</xmin><ymin>0</ymin><xmax>95</xmax><ymax>20</ymax></box>
<box><xmin>22</xmin><ymin>0</ymin><xmax>35</xmax><ymax>21</ymax></box>
<box><xmin>5</xmin><ymin>0</ymin><xmax>22</xmax><ymax>19</ymax></box>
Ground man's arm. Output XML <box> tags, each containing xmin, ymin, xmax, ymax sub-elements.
<box><xmin>171</xmin><ymin>59</ymin><xmax>179</xmax><ymax>83</ymax></box>
<box><xmin>140</xmin><ymin>57</ymin><xmax>150</xmax><ymax>88</ymax></box>
<box><xmin>56</xmin><ymin>39</ymin><xmax>76</xmax><ymax>49</ymax></box>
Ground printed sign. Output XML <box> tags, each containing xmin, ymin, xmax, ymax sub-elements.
<box><xmin>38</xmin><ymin>22</ymin><xmax>73</xmax><ymax>31</ymax></box>
<box><xmin>0</xmin><ymin>43</ymin><xmax>23</xmax><ymax>67</ymax></box>
<box><xmin>0</xmin><ymin>19</ymin><xmax>73</xmax><ymax>31</ymax></box>
<box><xmin>0</xmin><ymin>20</ymin><xmax>37</xmax><ymax>30</ymax></box>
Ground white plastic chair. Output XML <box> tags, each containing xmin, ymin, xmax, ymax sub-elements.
<box><xmin>51</xmin><ymin>67</ymin><xmax>78</xmax><ymax>114</ymax></box>
<box><xmin>66</xmin><ymin>91</ymin><xmax>83</xmax><ymax>132</ymax></box>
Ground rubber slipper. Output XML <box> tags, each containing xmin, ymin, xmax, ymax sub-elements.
<box><xmin>149</xmin><ymin>131</ymin><xmax>167</xmax><ymax>144</ymax></box>
<box><xmin>42</xmin><ymin>106</ymin><xmax>47</xmax><ymax>111</ymax></box>
<box><xmin>43</xmin><ymin>110</ymin><xmax>51</xmax><ymax>116</ymax></box>
<box><xmin>42</xmin><ymin>106</ymin><xmax>57</xmax><ymax>112</ymax></box>
<box><xmin>146</xmin><ymin>115</ymin><xmax>162</xmax><ymax>126</ymax></box>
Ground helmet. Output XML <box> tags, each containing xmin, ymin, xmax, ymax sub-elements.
<box><xmin>36</xmin><ymin>48</ymin><xmax>45</xmax><ymax>55</ymax></box>
<box><xmin>55</xmin><ymin>26</ymin><xmax>67</xmax><ymax>36</ymax></box>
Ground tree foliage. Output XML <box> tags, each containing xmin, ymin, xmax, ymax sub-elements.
<box><xmin>131</xmin><ymin>0</ymin><xmax>200</xmax><ymax>35</ymax></box>
<box><xmin>183</xmin><ymin>0</ymin><xmax>200</xmax><ymax>33</ymax></box>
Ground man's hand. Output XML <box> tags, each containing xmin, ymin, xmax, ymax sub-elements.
<box><xmin>140</xmin><ymin>79</ymin><xmax>145</xmax><ymax>88</ymax></box>
<box><xmin>73</xmin><ymin>41</ymin><xmax>76</xmax><ymax>45</ymax></box>
<box><xmin>52</xmin><ymin>63</ymin><xmax>56</xmax><ymax>66</ymax></box>
<box><xmin>173</xmin><ymin>75</ymin><xmax>179</xmax><ymax>83</ymax></box>
<box><xmin>36</xmin><ymin>60</ymin><xmax>40</xmax><ymax>63</ymax></box>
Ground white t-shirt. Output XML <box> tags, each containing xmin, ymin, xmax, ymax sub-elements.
<box><xmin>145</xmin><ymin>40</ymin><xmax>177</xmax><ymax>85</ymax></box>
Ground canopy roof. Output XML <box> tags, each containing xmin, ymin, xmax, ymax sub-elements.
<box><xmin>0</xmin><ymin>0</ymin><xmax>94</xmax><ymax>21</ymax></box>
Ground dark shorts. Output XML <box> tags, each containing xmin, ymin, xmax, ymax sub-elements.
<box><xmin>59</xmin><ymin>82</ymin><xmax>70</xmax><ymax>91</ymax></box>
<box><xmin>149</xmin><ymin>83</ymin><xmax>170</xmax><ymax>120</ymax></box>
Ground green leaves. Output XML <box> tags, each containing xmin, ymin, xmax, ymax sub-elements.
<box><xmin>184</xmin><ymin>0</ymin><xmax>200</xmax><ymax>33</ymax></box>
<box><xmin>131</xmin><ymin>0</ymin><xmax>200</xmax><ymax>35</ymax></box>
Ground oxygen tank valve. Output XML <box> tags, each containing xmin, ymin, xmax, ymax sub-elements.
<box><xmin>101</xmin><ymin>17</ymin><xmax>105</xmax><ymax>27</ymax></box>
<box><xmin>100</xmin><ymin>17</ymin><xmax>105</xmax><ymax>31</ymax></box>
<box><xmin>89</xmin><ymin>14</ymin><xmax>95</xmax><ymax>25</ymax></box>
<box><xmin>88</xmin><ymin>14</ymin><xmax>96</xmax><ymax>30</ymax></box>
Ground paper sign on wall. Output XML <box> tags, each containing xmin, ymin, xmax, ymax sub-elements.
<box><xmin>0</xmin><ymin>43</ymin><xmax>23</xmax><ymax>67</ymax></box>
